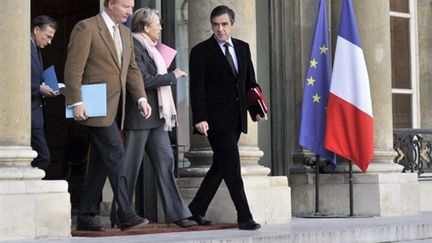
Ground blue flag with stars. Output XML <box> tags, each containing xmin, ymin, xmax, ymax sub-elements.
<box><xmin>299</xmin><ymin>0</ymin><xmax>335</xmax><ymax>163</ymax></box>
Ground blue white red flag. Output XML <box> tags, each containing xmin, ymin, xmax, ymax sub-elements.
<box><xmin>325</xmin><ymin>0</ymin><xmax>374</xmax><ymax>172</ymax></box>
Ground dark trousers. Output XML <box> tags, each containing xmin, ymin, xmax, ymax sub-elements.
<box><xmin>77</xmin><ymin>122</ymin><xmax>134</xmax><ymax>224</ymax></box>
<box><xmin>188</xmin><ymin>132</ymin><xmax>253</xmax><ymax>223</ymax></box>
<box><xmin>31</xmin><ymin>127</ymin><xmax>50</xmax><ymax>172</ymax></box>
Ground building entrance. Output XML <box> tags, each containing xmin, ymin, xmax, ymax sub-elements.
<box><xmin>31</xmin><ymin>0</ymin><xmax>100</xmax><ymax>209</ymax></box>
<box><xmin>30</xmin><ymin>0</ymin><xmax>177</xmax><ymax>219</ymax></box>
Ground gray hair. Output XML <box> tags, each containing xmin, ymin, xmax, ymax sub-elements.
<box><xmin>132</xmin><ymin>8</ymin><xmax>160</xmax><ymax>33</ymax></box>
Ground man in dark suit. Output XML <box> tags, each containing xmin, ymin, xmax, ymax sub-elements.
<box><xmin>64</xmin><ymin>0</ymin><xmax>151</xmax><ymax>231</ymax></box>
<box><xmin>31</xmin><ymin>15</ymin><xmax>59</xmax><ymax>173</ymax></box>
<box><xmin>188</xmin><ymin>5</ymin><xmax>263</xmax><ymax>230</ymax></box>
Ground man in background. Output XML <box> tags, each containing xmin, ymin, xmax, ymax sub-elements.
<box><xmin>30</xmin><ymin>15</ymin><xmax>58</xmax><ymax>173</ymax></box>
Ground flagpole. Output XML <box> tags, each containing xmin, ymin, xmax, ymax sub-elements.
<box><xmin>349</xmin><ymin>160</ymin><xmax>354</xmax><ymax>216</ymax></box>
<box><xmin>315</xmin><ymin>154</ymin><xmax>320</xmax><ymax>215</ymax></box>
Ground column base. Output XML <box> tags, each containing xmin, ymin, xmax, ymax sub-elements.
<box><xmin>178</xmin><ymin>175</ymin><xmax>291</xmax><ymax>224</ymax></box>
<box><xmin>0</xmin><ymin>146</ymin><xmax>71</xmax><ymax>240</ymax></box>
<box><xmin>419</xmin><ymin>173</ymin><xmax>432</xmax><ymax>212</ymax></box>
<box><xmin>182</xmin><ymin>146</ymin><xmax>270</xmax><ymax>177</ymax></box>
<box><xmin>289</xmin><ymin>172</ymin><xmax>419</xmax><ymax>217</ymax></box>
<box><xmin>0</xmin><ymin>179</ymin><xmax>71</xmax><ymax>240</ymax></box>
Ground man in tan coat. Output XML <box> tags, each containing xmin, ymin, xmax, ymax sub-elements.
<box><xmin>64</xmin><ymin>0</ymin><xmax>151</xmax><ymax>231</ymax></box>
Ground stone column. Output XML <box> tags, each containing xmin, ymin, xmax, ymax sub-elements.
<box><xmin>0</xmin><ymin>1</ymin><xmax>71</xmax><ymax>240</ymax></box>
<box><xmin>290</xmin><ymin>0</ymin><xmax>419</xmax><ymax>217</ymax></box>
<box><xmin>178</xmin><ymin>0</ymin><xmax>291</xmax><ymax>224</ymax></box>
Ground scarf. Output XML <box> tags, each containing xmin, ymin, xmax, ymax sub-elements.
<box><xmin>133</xmin><ymin>32</ymin><xmax>177</xmax><ymax>131</ymax></box>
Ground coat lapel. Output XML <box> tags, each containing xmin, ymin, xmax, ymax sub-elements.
<box><xmin>119</xmin><ymin>25</ymin><xmax>131</xmax><ymax>71</ymax></box>
<box><xmin>96</xmin><ymin>14</ymin><xmax>122</xmax><ymax>70</ymax></box>
<box><xmin>31</xmin><ymin>41</ymin><xmax>43</xmax><ymax>73</ymax></box>
<box><xmin>232</xmin><ymin>39</ymin><xmax>244</xmax><ymax>77</ymax></box>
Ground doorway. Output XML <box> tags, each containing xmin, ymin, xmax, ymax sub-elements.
<box><xmin>31</xmin><ymin>0</ymin><xmax>183</xmax><ymax>221</ymax></box>
<box><xmin>31</xmin><ymin>0</ymin><xmax>100</xmax><ymax>208</ymax></box>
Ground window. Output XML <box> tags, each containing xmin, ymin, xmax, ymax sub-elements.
<box><xmin>390</xmin><ymin>0</ymin><xmax>419</xmax><ymax>128</ymax></box>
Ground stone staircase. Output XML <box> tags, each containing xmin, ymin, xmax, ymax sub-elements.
<box><xmin>7</xmin><ymin>212</ymin><xmax>432</xmax><ymax>243</ymax></box>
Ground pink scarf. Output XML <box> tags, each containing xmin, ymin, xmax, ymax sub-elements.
<box><xmin>133</xmin><ymin>33</ymin><xmax>177</xmax><ymax>131</ymax></box>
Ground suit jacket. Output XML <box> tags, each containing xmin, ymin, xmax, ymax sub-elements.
<box><xmin>31</xmin><ymin>41</ymin><xmax>44</xmax><ymax>129</ymax></box>
<box><xmin>124</xmin><ymin>38</ymin><xmax>176</xmax><ymax>130</ymax></box>
<box><xmin>189</xmin><ymin>36</ymin><xmax>256</xmax><ymax>136</ymax></box>
<box><xmin>64</xmin><ymin>14</ymin><xmax>146</xmax><ymax>128</ymax></box>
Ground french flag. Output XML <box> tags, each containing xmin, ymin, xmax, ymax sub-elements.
<box><xmin>325</xmin><ymin>0</ymin><xmax>374</xmax><ymax>172</ymax></box>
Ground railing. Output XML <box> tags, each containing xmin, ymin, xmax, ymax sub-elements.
<box><xmin>393</xmin><ymin>128</ymin><xmax>432</xmax><ymax>176</ymax></box>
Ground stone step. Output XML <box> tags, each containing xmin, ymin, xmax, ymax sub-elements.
<box><xmin>9</xmin><ymin>212</ymin><xmax>432</xmax><ymax>243</ymax></box>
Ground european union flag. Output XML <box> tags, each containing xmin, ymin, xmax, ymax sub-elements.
<box><xmin>299</xmin><ymin>0</ymin><xmax>335</xmax><ymax>163</ymax></box>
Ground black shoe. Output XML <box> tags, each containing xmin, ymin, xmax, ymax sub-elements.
<box><xmin>76</xmin><ymin>222</ymin><xmax>105</xmax><ymax>231</ymax></box>
<box><xmin>119</xmin><ymin>215</ymin><xmax>149</xmax><ymax>231</ymax></box>
<box><xmin>174</xmin><ymin>219</ymin><xmax>198</xmax><ymax>228</ymax></box>
<box><xmin>188</xmin><ymin>215</ymin><xmax>212</xmax><ymax>226</ymax></box>
<box><xmin>110</xmin><ymin>222</ymin><xmax>118</xmax><ymax>228</ymax></box>
<box><xmin>110</xmin><ymin>213</ymin><xmax>119</xmax><ymax>228</ymax></box>
<box><xmin>238</xmin><ymin>219</ymin><xmax>261</xmax><ymax>230</ymax></box>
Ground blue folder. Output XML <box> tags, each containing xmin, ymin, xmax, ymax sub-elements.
<box><xmin>43</xmin><ymin>65</ymin><xmax>59</xmax><ymax>91</ymax></box>
<box><xmin>65</xmin><ymin>83</ymin><xmax>107</xmax><ymax>118</ymax></box>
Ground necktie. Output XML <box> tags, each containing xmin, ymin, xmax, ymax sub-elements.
<box><xmin>224</xmin><ymin>43</ymin><xmax>236</xmax><ymax>74</ymax></box>
<box><xmin>112</xmin><ymin>25</ymin><xmax>122</xmax><ymax>65</ymax></box>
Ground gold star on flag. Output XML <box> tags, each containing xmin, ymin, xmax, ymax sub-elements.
<box><xmin>320</xmin><ymin>45</ymin><xmax>328</xmax><ymax>54</ymax></box>
<box><xmin>307</xmin><ymin>76</ymin><xmax>315</xmax><ymax>86</ymax></box>
<box><xmin>310</xmin><ymin>58</ymin><xmax>318</xmax><ymax>68</ymax></box>
<box><xmin>313</xmin><ymin>93</ymin><xmax>321</xmax><ymax>103</ymax></box>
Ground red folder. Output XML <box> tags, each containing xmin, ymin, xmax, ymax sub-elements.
<box><xmin>247</xmin><ymin>84</ymin><xmax>268</xmax><ymax>121</ymax></box>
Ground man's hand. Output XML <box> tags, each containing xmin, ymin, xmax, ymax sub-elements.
<box><xmin>195</xmin><ymin>121</ymin><xmax>209</xmax><ymax>136</ymax></box>
<box><xmin>139</xmin><ymin>100</ymin><xmax>152</xmax><ymax>119</ymax></box>
<box><xmin>256</xmin><ymin>113</ymin><xmax>268</xmax><ymax>122</ymax></box>
<box><xmin>72</xmin><ymin>104</ymin><xmax>88</xmax><ymax>121</ymax></box>
<box><xmin>40</xmin><ymin>84</ymin><xmax>59</xmax><ymax>97</ymax></box>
